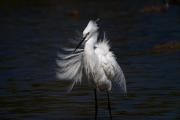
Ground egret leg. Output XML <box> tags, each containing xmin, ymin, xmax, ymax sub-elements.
<box><xmin>94</xmin><ymin>89</ymin><xmax>98</xmax><ymax>120</ymax></box>
<box><xmin>107</xmin><ymin>91</ymin><xmax>112</xmax><ymax>120</ymax></box>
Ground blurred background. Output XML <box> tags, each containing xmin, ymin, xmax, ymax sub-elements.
<box><xmin>0</xmin><ymin>0</ymin><xmax>179</xmax><ymax>120</ymax></box>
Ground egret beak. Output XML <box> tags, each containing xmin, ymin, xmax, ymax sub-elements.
<box><xmin>73</xmin><ymin>33</ymin><xmax>89</xmax><ymax>53</ymax></box>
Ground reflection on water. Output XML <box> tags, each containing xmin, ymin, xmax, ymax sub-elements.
<box><xmin>0</xmin><ymin>0</ymin><xmax>179</xmax><ymax>120</ymax></box>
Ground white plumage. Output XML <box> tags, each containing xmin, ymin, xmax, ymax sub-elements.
<box><xmin>56</xmin><ymin>20</ymin><xmax>126</xmax><ymax>93</ymax></box>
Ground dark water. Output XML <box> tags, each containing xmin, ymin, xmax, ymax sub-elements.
<box><xmin>0</xmin><ymin>0</ymin><xmax>179</xmax><ymax>120</ymax></box>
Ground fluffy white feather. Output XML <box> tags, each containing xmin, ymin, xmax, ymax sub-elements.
<box><xmin>56</xmin><ymin>20</ymin><xmax>126</xmax><ymax>93</ymax></box>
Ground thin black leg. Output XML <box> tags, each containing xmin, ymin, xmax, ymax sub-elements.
<box><xmin>94</xmin><ymin>89</ymin><xmax>98</xmax><ymax>120</ymax></box>
<box><xmin>107</xmin><ymin>91</ymin><xmax>112</xmax><ymax>120</ymax></box>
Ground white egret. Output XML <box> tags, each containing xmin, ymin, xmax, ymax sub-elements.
<box><xmin>56</xmin><ymin>20</ymin><xmax>127</xmax><ymax>120</ymax></box>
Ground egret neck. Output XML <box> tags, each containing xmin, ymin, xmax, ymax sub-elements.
<box><xmin>85</xmin><ymin>32</ymin><xmax>99</xmax><ymax>52</ymax></box>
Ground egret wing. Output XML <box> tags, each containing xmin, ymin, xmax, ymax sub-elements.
<box><xmin>95</xmin><ymin>40</ymin><xmax>127</xmax><ymax>93</ymax></box>
<box><xmin>110</xmin><ymin>55</ymin><xmax>127</xmax><ymax>93</ymax></box>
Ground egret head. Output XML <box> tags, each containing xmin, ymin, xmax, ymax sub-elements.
<box><xmin>83</xmin><ymin>20</ymin><xmax>99</xmax><ymax>41</ymax></box>
<box><xmin>73</xmin><ymin>20</ymin><xmax>99</xmax><ymax>53</ymax></box>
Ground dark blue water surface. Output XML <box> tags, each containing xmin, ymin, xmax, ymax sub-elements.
<box><xmin>0</xmin><ymin>0</ymin><xmax>179</xmax><ymax>120</ymax></box>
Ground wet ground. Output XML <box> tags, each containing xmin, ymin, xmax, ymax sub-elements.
<box><xmin>0</xmin><ymin>0</ymin><xmax>179</xmax><ymax>119</ymax></box>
